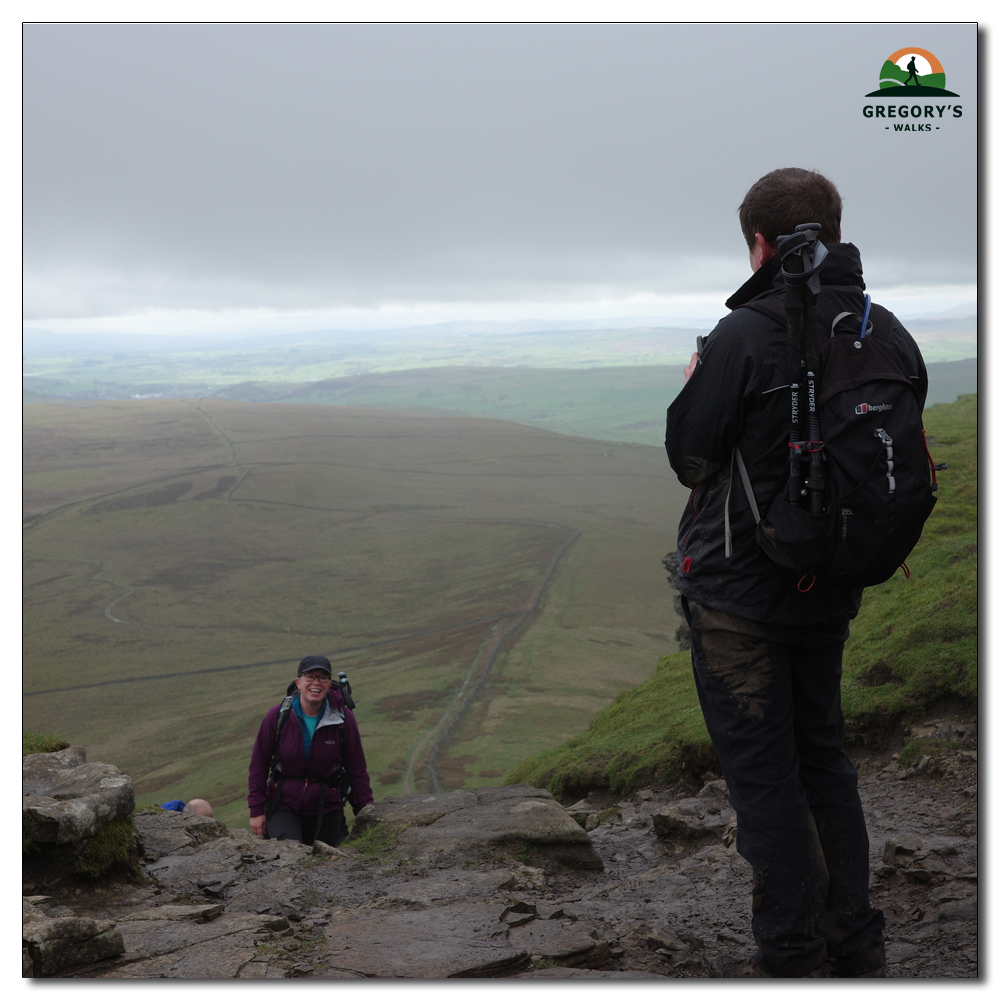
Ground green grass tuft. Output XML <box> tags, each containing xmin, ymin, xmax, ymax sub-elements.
<box><xmin>531</xmin><ymin>957</ymin><xmax>560</xmax><ymax>970</ymax></box>
<box><xmin>508</xmin><ymin>395</ymin><xmax>978</xmax><ymax>800</ymax></box>
<box><xmin>23</xmin><ymin>733</ymin><xmax>71</xmax><ymax>755</ymax></box>
<box><xmin>345</xmin><ymin>821</ymin><xmax>409</xmax><ymax>856</ymax></box>
<box><xmin>74</xmin><ymin>816</ymin><xmax>143</xmax><ymax>880</ymax></box>
<box><xmin>898</xmin><ymin>737</ymin><xmax>959</xmax><ymax>768</ymax></box>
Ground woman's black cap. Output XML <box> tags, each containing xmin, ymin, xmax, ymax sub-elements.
<box><xmin>297</xmin><ymin>655</ymin><xmax>333</xmax><ymax>676</ymax></box>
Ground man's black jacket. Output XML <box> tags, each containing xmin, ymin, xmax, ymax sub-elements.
<box><xmin>665</xmin><ymin>243</ymin><xmax>928</xmax><ymax>625</ymax></box>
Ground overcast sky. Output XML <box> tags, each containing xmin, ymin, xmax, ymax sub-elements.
<box><xmin>23</xmin><ymin>22</ymin><xmax>978</xmax><ymax>334</ymax></box>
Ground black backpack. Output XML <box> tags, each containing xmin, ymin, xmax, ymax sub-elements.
<box><xmin>730</xmin><ymin>227</ymin><xmax>941</xmax><ymax>589</ymax></box>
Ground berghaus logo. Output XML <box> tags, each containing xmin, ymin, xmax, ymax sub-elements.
<box><xmin>856</xmin><ymin>403</ymin><xmax>893</xmax><ymax>414</ymax></box>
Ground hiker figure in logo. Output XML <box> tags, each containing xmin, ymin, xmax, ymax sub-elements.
<box><xmin>903</xmin><ymin>55</ymin><xmax>920</xmax><ymax>86</ymax></box>
<box><xmin>248</xmin><ymin>655</ymin><xmax>374</xmax><ymax>846</ymax></box>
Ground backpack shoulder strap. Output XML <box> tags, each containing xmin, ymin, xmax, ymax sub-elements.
<box><xmin>724</xmin><ymin>446</ymin><xmax>762</xmax><ymax>558</ymax></box>
<box><xmin>264</xmin><ymin>691</ymin><xmax>296</xmax><ymax>822</ymax></box>
<box><xmin>269</xmin><ymin>692</ymin><xmax>296</xmax><ymax>776</ymax></box>
<box><xmin>734</xmin><ymin>448</ymin><xmax>761</xmax><ymax>523</ymax></box>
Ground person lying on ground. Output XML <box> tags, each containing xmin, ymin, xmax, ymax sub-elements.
<box><xmin>159</xmin><ymin>798</ymin><xmax>214</xmax><ymax>817</ymax></box>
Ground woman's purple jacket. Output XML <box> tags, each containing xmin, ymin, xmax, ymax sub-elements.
<box><xmin>248</xmin><ymin>686</ymin><xmax>374</xmax><ymax>819</ymax></box>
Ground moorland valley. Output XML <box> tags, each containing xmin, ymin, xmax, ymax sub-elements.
<box><xmin>23</xmin><ymin>398</ymin><xmax>687</xmax><ymax>828</ymax></box>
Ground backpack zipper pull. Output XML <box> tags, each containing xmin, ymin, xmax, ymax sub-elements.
<box><xmin>875</xmin><ymin>428</ymin><xmax>895</xmax><ymax>493</ymax></box>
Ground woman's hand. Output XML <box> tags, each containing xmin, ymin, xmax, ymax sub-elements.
<box><xmin>250</xmin><ymin>814</ymin><xmax>267</xmax><ymax>837</ymax></box>
<box><xmin>684</xmin><ymin>352</ymin><xmax>699</xmax><ymax>382</ymax></box>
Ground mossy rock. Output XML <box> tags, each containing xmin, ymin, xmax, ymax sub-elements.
<box><xmin>23</xmin><ymin>733</ymin><xmax>71</xmax><ymax>755</ymax></box>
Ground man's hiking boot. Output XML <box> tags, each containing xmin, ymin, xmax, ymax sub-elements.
<box><xmin>739</xmin><ymin>956</ymin><xmax>835</xmax><ymax>978</ymax></box>
<box><xmin>740</xmin><ymin>957</ymin><xmax>770</xmax><ymax>977</ymax></box>
<box><xmin>850</xmin><ymin>964</ymin><xmax>888</xmax><ymax>978</ymax></box>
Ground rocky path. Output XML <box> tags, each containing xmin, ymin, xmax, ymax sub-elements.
<box><xmin>23</xmin><ymin>711</ymin><xmax>977</xmax><ymax>979</ymax></box>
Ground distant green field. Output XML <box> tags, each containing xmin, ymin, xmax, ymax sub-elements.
<box><xmin>23</xmin><ymin>399</ymin><xmax>688</xmax><ymax>829</ymax></box>
<box><xmin>21</xmin><ymin>313</ymin><xmax>977</xmax><ymax>395</ymax></box>
<box><xmin>23</xmin><ymin>358</ymin><xmax>976</xmax><ymax>449</ymax></box>
<box><xmin>22</xmin><ymin>324</ymin><xmax>711</xmax><ymax>392</ymax></box>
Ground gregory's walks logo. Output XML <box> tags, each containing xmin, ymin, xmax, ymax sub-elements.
<box><xmin>867</xmin><ymin>48</ymin><xmax>959</xmax><ymax>96</ymax></box>
<box><xmin>862</xmin><ymin>48</ymin><xmax>962</xmax><ymax>132</ymax></box>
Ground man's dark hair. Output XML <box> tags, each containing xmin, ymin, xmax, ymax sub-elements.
<box><xmin>738</xmin><ymin>168</ymin><xmax>842</xmax><ymax>251</ymax></box>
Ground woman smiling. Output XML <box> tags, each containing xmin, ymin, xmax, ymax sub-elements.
<box><xmin>248</xmin><ymin>655</ymin><xmax>374</xmax><ymax>846</ymax></box>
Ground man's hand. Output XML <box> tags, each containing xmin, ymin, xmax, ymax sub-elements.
<box><xmin>684</xmin><ymin>352</ymin><xmax>699</xmax><ymax>382</ymax></box>
<box><xmin>250</xmin><ymin>814</ymin><xmax>267</xmax><ymax>837</ymax></box>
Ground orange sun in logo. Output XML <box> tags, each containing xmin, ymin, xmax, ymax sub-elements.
<box><xmin>886</xmin><ymin>47</ymin><xmax>945</xmax><ymax>75</ymax></box>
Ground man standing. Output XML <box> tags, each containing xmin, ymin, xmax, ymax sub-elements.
<box><xmin>665</xmin><ymin>168</ymin><xmax>926</xmax><ymax>978</ymax></box>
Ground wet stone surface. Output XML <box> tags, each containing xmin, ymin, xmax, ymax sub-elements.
<box><xmin>25</xmin><ymin>711</ymin><xmax>977</xmax><ymax>979</ymax></box>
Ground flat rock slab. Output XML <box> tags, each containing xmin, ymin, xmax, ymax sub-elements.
<box><xmin>517</xmin><ymin>968</ymin><xmax>669</xmax><ymax>978</ymax></box>
<box><xmin>23</xmin><ymin>747</ymin><xmax>134</xmax><ymax>844</ymax></box>
<box><xmin>102</xmin><ymin>938</ymin><xmax>259</xmax><ymax>979</ymax></box>
<box><xmin>124</xmin><ymin>904</ymin><xmax>225</xmax><ymax>922</ymax></box>
<box><xmin>144</xmin><ymin>837</ymin><xmax>311</xmax><ymax>898</ymax></box>
<box><xmin>224</xmin><ymin>868</ymin><xmax>301</xmax><ymax>914</ymax></box>
<box><xmin>508</xmin><ymin>917</ymin><xmax>611</xmax><ymax>968</ymax></box>
<box><xmin>237</xmin><ymin>957</ymin><xmax>291</xmax><ymax>979</ymax></box>
<box><xmin>378</xmin><ymin>869</ymin><xmax>523</xmax><ymax>907</ymax></box>
<box><xmin>144</xmin><ymin>838</ymin><xmax>246</xmax><ymax>897</ymax></box>
<box><xmin>652</xmin><ymin>796</ymin><xmax>735</xmax><ymax>842</ymax></box>
<box><xmin>323</xmin><ymin>902</ymin><xmax>530</xmax><ymax>977</ymax></box>
<box><xmin>134</xmin><ymin>811</ymin><xmax>235</xmax><ymax>861</ymax></box>
<box><xmin>112</xmin><ymin>911</ymin><xmax>289</xmax><ymax>966</ymax></box>
<box><xmin>353</xmin><ymin>785</ymin><xmax>603</xmax><ymax>871</ymax></box>
<box><xmin>22</xmin><ymin>899</ymin><xmax>126</xmax><ymax>977</ymax></box>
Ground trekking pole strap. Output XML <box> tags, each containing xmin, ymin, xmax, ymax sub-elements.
<box><xmin>734</xmin><ymin>448</ymin><xmax>762</xmax><ymax>524</ymax></box>
<box><xmin>724</xmin><ymin>447</ymin><xmax>761</xmax><ymax>559</ymax></box>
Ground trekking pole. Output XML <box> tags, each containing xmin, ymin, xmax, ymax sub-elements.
<box><xmin>337</xmin><ymin>671</ymin><xmax>356</xmax><ymax>710</ymax></box>
<box><xmin>777</xmin><ymin>224</ymin><xmax>828</xmax><ymax>512</ymax></box>
<box><xmin>779</xmin><ymin>238</ymin><xmax>805</xmax><ymax>507</ymax></box>
<box><xmin>803</xmin><ymin>281</ymin><xmax>825</xmax><ymax>514</ymax></box>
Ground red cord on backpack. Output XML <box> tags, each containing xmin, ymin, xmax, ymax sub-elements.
<box><xmin>902</xmin><ymin>562</ymin><xmax>911</xmax><ymax>579</ymax></box>
<box><xmin>922</xmin><ymin>430</ymin><xmax>939</xmax><ymax>492</ymax></box>
<box><xmin>797</xmin><ymin>574</ymin><xmax>816</xmax><ymax>592</ymax></box>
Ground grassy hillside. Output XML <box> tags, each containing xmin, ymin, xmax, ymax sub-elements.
<box><xmin>507</xmin><ymin>395</ymin><xmax>978</xmax><ymax>801</ymax></box>
<box><xmin>23</xmin><ymin>399</ymin><xmax>688</xmax><ymax>828</ymax></box>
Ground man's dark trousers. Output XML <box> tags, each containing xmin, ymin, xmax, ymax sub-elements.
<box><xmin>682</xmin><ymin>598</ymin><xmax>885</xmax><ymax>977</ymax></box>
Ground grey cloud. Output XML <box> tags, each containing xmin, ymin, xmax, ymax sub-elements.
<box><xmin>23</xmin><ymin>22</ymin><xmax>977</xmax><ymax>320</ymax></box>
